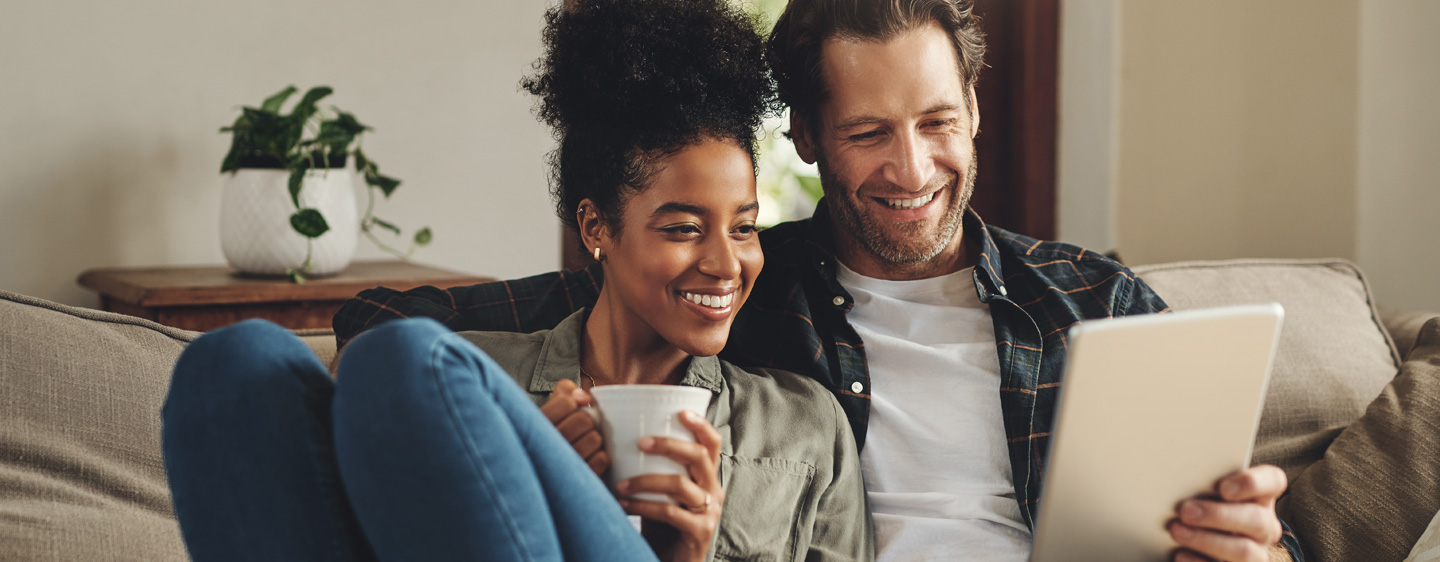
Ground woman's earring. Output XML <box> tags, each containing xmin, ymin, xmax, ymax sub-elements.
<box><xmin>593</xmin><ymin>247</ymin><xmax>603</xmax><ymax>262</ymax></box>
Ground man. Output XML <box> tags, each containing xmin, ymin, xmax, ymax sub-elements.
<box><xmin>334</xmin><ymin>1</ymin><xmax>1301</xmax><ymax>560</ymax></box>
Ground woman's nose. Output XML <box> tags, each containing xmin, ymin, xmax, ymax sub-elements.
<box><xmin>698</xmin><ymin>236</ymin><xmax>741</xmax><ymax>280</ymax></box>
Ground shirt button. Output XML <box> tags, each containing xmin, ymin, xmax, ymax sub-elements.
<box><xmin>851</xmin><ymin>381</ymin><xmax>864</xmax><ymax>393</ymax></box>
<box><xmin>832</xmin><ymin>296</ymin><xmax>846</xmax><ymax>306</ymax></box>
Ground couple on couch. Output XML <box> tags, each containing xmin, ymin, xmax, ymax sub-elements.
<box><xmin>161</xmin><ymin>0</ymin><xmax>1304</xmax><ymax>561</ymax></box>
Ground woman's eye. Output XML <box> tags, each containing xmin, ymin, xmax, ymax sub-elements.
<box><xmin>732</xmin><ymin>224</ymin><xmax>758</xmax><ymax>238</ymax></box>
<box><xmin>662</xmin><ymin>225</ymin><xmax>701</xmax><ymax>236</ymax></box>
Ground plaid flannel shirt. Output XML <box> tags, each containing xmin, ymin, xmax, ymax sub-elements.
<box><xmin>333</xmin><ymin>202</ymin><xmax>1303</xmax><ymax>560</ymax></box>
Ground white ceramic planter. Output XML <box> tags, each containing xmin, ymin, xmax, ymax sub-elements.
<box><xmin>220</xmin><ymin>168</ymin><xmax>360</xmax><ymax>276</ymax></box>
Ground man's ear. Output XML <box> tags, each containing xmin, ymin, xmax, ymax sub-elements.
<box><xmin>968</xmin><ymin>85</ymin><xmax>980</xmax><ymax>139</ymax></box>
<box><xmin>575</xmin><ymin>199</ymin><xmax>610</xmax><ymax>257</ymax></box>
<box><xmin>790</xmin><ymin>111</ymin><xmax>819</xmax><ymax>165</ymax></box>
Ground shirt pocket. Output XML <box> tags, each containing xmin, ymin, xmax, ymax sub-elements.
<box><xmin>713</xmin><ymin>454</ymin><xmax>817</xmax><ymax>562</ymax></box>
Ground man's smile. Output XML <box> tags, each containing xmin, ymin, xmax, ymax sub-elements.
<box><xmin>879</xmin><ymin>192</ymin><xmax>936</xmax><ymax>210</ymax></box>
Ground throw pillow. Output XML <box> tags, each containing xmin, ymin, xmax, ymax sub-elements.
<box><xmin>1281</xmin><ymin>318</ymin><xmax>1440</xmax><ymax>562</ymax></box>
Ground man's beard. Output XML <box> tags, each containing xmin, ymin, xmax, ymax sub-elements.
<box><xmin>817</xmin><ymin>151</ymin><xmax>977</xmax><ymax>265</ymax></box>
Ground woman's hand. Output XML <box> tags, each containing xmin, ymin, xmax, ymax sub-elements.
<box><xmin>539</xmin><ymin>379</ymin><xmax>609</xmax><ymax>476</ymax></box>
<box><xmin>615</xmin><ymin>410</ymin><xmax>724</xmax><ymax>562</ymax></box>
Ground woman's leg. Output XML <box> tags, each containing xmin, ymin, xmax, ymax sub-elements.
<box><xmin>161</xmin><ymin>319</ymin><xmax>377</xmax><ymax>562</ymax></box>
<box><xmin>333</xmin><ymin>318</ymin><xmax>657</xmax><ymax>562</ymax></box>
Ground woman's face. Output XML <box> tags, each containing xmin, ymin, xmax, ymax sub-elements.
<box><xmin>595</xmin><ymin>137</ymin><xmax>763</xmax><ymax>357</ymax></box>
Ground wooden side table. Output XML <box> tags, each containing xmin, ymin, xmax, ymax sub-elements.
<box><xmin>77</xmin><ymin>261</ymin><xmax>495</xmax><ymax>332</ymax></box>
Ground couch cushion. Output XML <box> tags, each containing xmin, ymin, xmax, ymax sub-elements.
<box><xmin>0</xmin><ymin>290</ymin><xmax>194</xmax><ymax>561</ymax></box>
<box><xmin>1131</xmin><ymin>259</ymin><xmax>1402</xmax><ymax>482</ymax></box>
<box><xmin>1280</xmin><ymin>318</ymin><xmax>1440</xmax><ymax>562</ymax></box>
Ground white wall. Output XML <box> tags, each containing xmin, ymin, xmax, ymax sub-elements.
<box><xmin>1355</xmin><ymin>0</ymin><xmax>1440</xmax><ymax>312</ymax></box>
<box><xmin>0</xmin><ymin>0</ymin><xmax>560</xmax><ymax>307</ymax></box>
<box><xmin>1112</xmin><ymin>0</ymin><xmax>1360</xmax><ymax>266</ymax></box>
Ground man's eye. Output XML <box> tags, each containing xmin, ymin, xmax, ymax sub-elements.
<box><xmin>926</xmin><ymin>118</ymin><xmax>956</xmax><ymax>128</ymax></box>
<box><xmin>848</xmin><ymin>131</ymin><xmax>882</xmax><ymax>142</ymax></box>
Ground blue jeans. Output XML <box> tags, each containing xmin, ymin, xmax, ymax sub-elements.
<box><xmin>161</xmin><ymin>318</ymin><xmax>658</xmax><ymax>562</ymax></box>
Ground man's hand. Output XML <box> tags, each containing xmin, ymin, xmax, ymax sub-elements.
<box><xmin>1168</xmin><ymin>464</ymin><xmax>1291</xmax><ymax>562</ymax></box>
<box><xmin>540</xmin><ymin>379</ymin><xmax>609</xmax><ymax>476</ymax></box>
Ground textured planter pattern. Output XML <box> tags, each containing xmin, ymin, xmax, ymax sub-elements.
<box><xmin>221</xmin><ymin>169</ymin><xmax>359</xmax><ymax>276</ymax></box>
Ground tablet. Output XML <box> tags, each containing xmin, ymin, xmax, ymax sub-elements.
<box><xmin>1030</xmin><ymin>303</ymin><xmax>1284</xmax><ymax>562</ymax></box>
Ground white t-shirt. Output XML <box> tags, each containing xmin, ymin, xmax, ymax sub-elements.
<box><xmin>836</xmin><ymin>263</ymin><xmax>1032</xmax><ymax>562</ymax></box>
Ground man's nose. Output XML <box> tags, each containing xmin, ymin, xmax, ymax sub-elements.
<box><xmin>698</xmin><ymin>234</ymin><xmax>741</xmax><ymax>280</ymax></box>
<box><xmin>883</xmin><ymin>130</ymin><xmax>935</xmax><ymax>193</ymax></box>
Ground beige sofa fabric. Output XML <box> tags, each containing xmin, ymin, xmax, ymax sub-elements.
<box><xmin>1382</xmin><ymin>306</ymin><xmax>1440</xmax><ymax>359</ymax></box>
<box><xmin>1283</xmin><ymin>318</ymin><xmax>1440</xmax><ymax>562</ymax></box>
<box><xmin>1131</xmin><ymin>259</ymin><xmax>1402</xmax><ymax>482</ymax></box>
<box><xmin>0</xmin><ymin>290</ymin><xmax>194</xmax><ymax>561</ymax></box>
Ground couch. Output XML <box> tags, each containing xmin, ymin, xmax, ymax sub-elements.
<box><xmin>2</xmin><ymin>258</ymin><xmax>1437</xmax><ymax>561</ymax></box>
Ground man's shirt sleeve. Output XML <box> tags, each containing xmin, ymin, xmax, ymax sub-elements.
<box><xmin>332</xmin><ymin>266</ymin><xmax>603</xmax><ymax>350</ymax></box>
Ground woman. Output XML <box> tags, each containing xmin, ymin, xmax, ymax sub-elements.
<box><xmin>160</xmin><ymin>1</ymin><xmax>870</xmax><ymax>561</ymax></box>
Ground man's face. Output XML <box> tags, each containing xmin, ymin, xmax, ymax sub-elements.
<box><xmin>793</xmin><ymin>21</ymin><xmax>979</xmax><ymax>275</ymax></box>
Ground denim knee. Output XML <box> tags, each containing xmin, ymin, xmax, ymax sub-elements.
<box><xmin>336</xmin><ymin>317</ymin><xmax>453</xmax><ymax>376</ymax></box>
<box><xmin>165</xmin><ymin>319</ymin><xmax>328</xmax><ymax>416</ymax></box>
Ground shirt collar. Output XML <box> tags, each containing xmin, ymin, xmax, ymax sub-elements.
<box><xmin>803</xmin><ymin>199</ymin><xmax>1011</xmax><ymax>301</ymax></box>
<box><xmin>526</xmin><ymin>308</ymin><xmax>724</xmax><ymax>395</ymax></box>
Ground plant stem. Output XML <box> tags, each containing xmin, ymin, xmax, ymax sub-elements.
<box><xmin>358</xmin><ymin>177</ymin><xmax>416</xmax><ymax>259</ymax></box>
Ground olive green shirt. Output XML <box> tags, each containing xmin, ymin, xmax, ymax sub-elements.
<box><xmin>458</xmin><ymin>309</ymin><xmax>873</xmax><ymax>562</ymax></box>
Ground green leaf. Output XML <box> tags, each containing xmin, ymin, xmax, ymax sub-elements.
<box><xmin>367</xmin><ymin>173</ymin><xmax>401</xmax><ymax>198</ymax></box>
<box><xmin>285</xmin><ymin>267</ymin><xmax>308</xmax><ymax>284</ymax></box>
<box><xmin>795</xmin><ymin>174</ymin><xmax>825</xmax><ymax>202</ymax></box>
<box><xmin>314</xmin><ymin>119</ymin><xmax>357</xmax><ymax>154</ymax></box>
<box><xmin>413</xmin><ymin>227</ymin><xmax>433</xmax><ymax>246</ymax></box>
<box><xmin>328</xmin><ymin>111</ymin><xmax>369</xmax><ymax>135</ymax></box>
<box><xmin>354</xmin><ymin>149</ymin><xmax>369</xmax><ymax>173</ymax></box>
<box><xmin>290</xmin><ymin>208</ymin><xmax>330</xmax><ymax>238</ymax></box>
<box><xmin>287</xmin><ymin>169</ymin><xmax>306</xmax><ymax>208</ymax></box>
<box><xmin>370</xmin><ymin>216</ymin><xmax>402</xmax><ymax>235</ymax></box>
<box><xmin>291</xmin><ymin>86</ymin><xmax>333</xmax><ymax>123</ymax></box>
<box><xmin>260</xmin><ymin>85</ymin><xmax>297</xmax><ymax>113</ymax></box>
<box><xmin>220</xmin><ymin>147</ymin><xmax>241</xmax><ymax>174</ymax></box>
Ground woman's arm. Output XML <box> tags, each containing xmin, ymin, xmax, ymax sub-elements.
<box><xmin>806</xmin><ymin>395</ymin><xmax>875</xmax><ymax>562</ymax></box>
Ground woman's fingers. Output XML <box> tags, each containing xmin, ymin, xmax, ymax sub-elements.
<box><xmin>618</xmin><ymin>498</ymin><xmax>714</xmax><ymax>539</ymax></box>
<box><xmin>585</xmin><ymin>450</ymin><xmax>610</xmax><ymax>477</ymax></box>
<box><xmin>618</xmin><ymin>473</ymin><xmax>709</xmax><ymax>510</ymax></box>
<box><xmin>554</xmin><ymin>408</ymin><xmax>598</xmax><ymax>443</ymax></box>
<box><xmin>538</xmin><ymin>380</ymin><xmax>606</xmax><ymax>476</ymax></box>
<box><xmin>640</xmin><ymin>435</ymin><xmax>718</xmax><ymax>488</ymax></box>
<box><xmin>677</xmin><ymin>410</ymin><xmax>722</xmax><ymax>459</ymax></box>
<box><xmin>539</xmin><ymin>379</ymin><xmax>591</xmax><ymax>424</ymax></box>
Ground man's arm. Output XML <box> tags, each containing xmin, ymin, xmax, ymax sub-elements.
<box><xmin>332</xmin><ymin>266</ymin><xmax>603</xmax><ymax>349</ymax></box>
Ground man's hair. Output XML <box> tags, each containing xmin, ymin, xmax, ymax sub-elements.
<box><xmin>767</xmin><ymin>0</ymin><xmax>986</xmax><ymax>122</ymax></box>
<box><xmin>521</xmin><ymin>0</ymin><xmax>780</xmax><ymax>235</ymax></box>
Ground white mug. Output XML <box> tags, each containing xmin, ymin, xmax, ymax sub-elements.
<box><xmin>588</xmin><ymin>384</ymin><xmax>713</xmax><ymax>503</ymax></box>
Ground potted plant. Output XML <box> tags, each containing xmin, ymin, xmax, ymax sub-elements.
<box><xmin>219</xmin><ymin>85</ymin><xmax>432</xmax><ymax>282</ymax></box>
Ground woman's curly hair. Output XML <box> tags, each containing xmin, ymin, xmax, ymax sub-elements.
<box><xmin>521</xmin><ymin>0</ymin><xmax>781</xmax><ymax>235</ymax></box>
